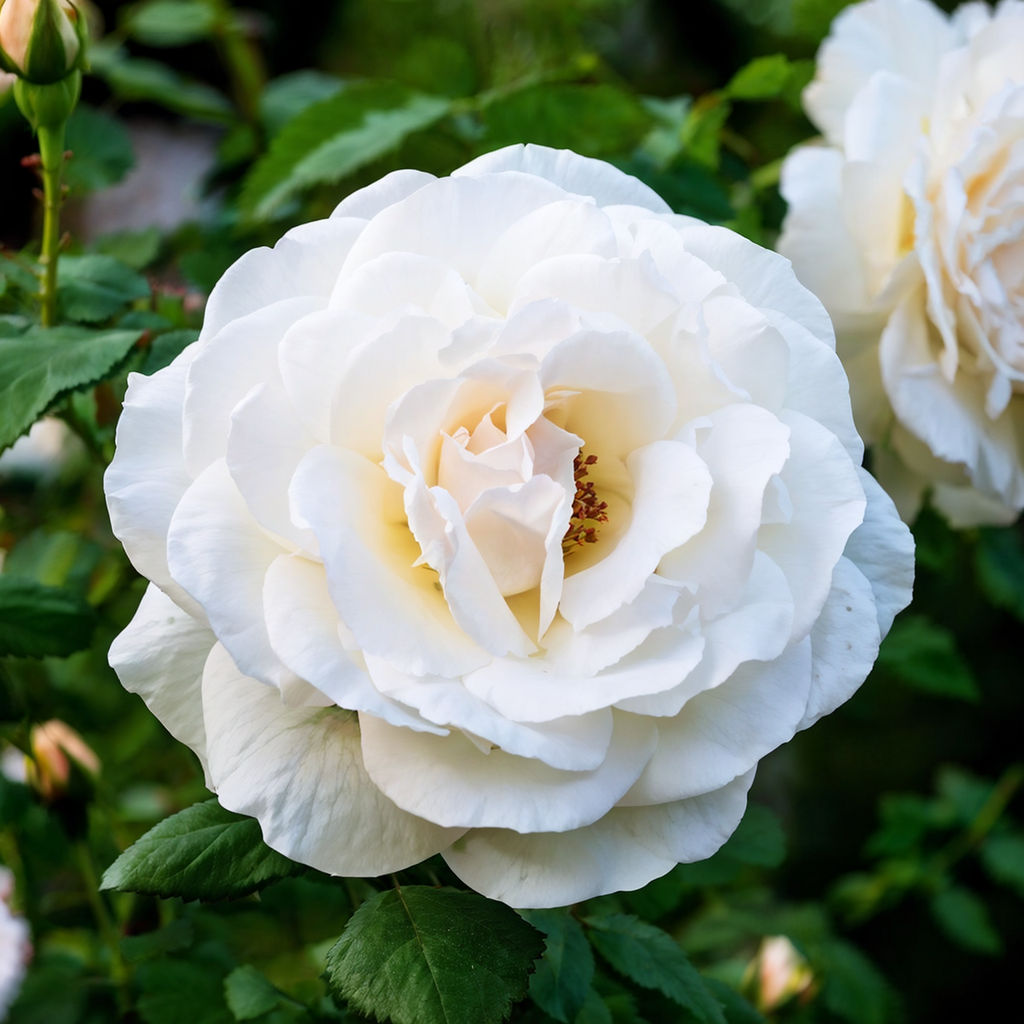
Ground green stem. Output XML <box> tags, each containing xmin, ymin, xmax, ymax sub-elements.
<box><xmin>37</xmin><ymin>121</ymin><xmax>66</xmax><ymax>327</ymax></box>
<box><xmin>74</xmin><ymin>840</ymin><xmax>131</xmax><ymax>1014</ymax></box>
<box><xmin>932</xmin><ymin>764</ymin><xmax>1024</xmax><ymax>877</ymax></box>
<box><xmin>212</xmin><ymin>0</ymin><xmax>265</xmax><ymax>125</ymax></box>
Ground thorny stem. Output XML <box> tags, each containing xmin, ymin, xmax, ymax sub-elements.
<box><xmin>37</xmin><ymin>122</ymin><xmax>66</xmax><ymax>327</ymax></box>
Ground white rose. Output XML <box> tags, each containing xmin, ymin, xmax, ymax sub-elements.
<box><xmin>779</xmin><ymin>0</ymin><xmax>1024</xmax><ymax>525</ymax></box>
<box><xmin>105</xmin><ymin>144</ymin><xmax>913</xmax><ymax>908</ymax></box>
<box><xmin>0</xmin><ymin>868</ymin><xmax>29</xmax><ymax>1018</ymax></box>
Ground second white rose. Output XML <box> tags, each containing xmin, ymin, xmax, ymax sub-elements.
<box><xmin>780</xmin><ymin>0</ymin><xmax>1024</xmax><ymax>525</ymax></box>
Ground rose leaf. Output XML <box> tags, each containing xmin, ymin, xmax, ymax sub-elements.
<box><xmin>239</xmin><ymin>82</ymin><xmax>451</xmax><ymax>222</ymax></box>
<box><xmin>583</xmin><ymin>913</ymin><xmax>726</xmax><ymax>1024</ymax></box>
<box><xmin>876</xmin><ymin>615</ymin><xmax>979</xmax><ymax>702</ymax></box>
<box><xmin>520</xmin><ymin>908</ymin><xmax>594</xmax><ymax>1023</ymax></box>
<box><xmin>101</xmin><ymin>799</ymin><xmax>305</xmax><ymax>902</ymax></box>
<box><xmin>325</xmin><ymin>885</ymin><xmax>545</xmax><ymax>1024</ymax></box>
<box><xmin>0</xmin><ymin>325</ymin><xmax>142</xmax><ymax>454</ymax></box>
<box><xmin>0</xmin><ymin>577</ymin><xmax>96</xmax><ymax>658</ymax></box>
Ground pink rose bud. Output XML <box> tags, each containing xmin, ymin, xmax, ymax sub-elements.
<box><xmin>0</xmin><ymin>0</ymin><xmax>85</xmax><ymax>84</ymax></box>
<box><xmin>26</xmin><ymin>719</ymin><xmax>99</xmax><ymax>801</ymax></box>
<box><xmin>747</xmin><ymin>935</ymin><xmax>815</xmax><ymax>1012</ymax></box>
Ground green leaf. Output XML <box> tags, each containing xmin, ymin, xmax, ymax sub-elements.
<box><xmin>224</xmin><ymin>966</ymin><xmax>285</xmax><ymax>1021</ymax></box>
<box><xmin>521</xmin><ymin>909</ymin><xmax>594</xmax><ymax>1023</ymax></box>
<box><xmin>975</xmin><ymin>527</ymin><xmax>1024</xmax><ymax>620</ymax></box>
<box><xmin>101</xmin><ymin>799</ymin><xmax>305</xmax><ymax>901</ymax></box>
<box><xmin>137</xmin><ymin>960</ymin><xmax>233</xmax><ymax>1024</ymax></box>
<box><xmin>120</xmin><ymin>918</ymin><xmax>195</xmax><ymax>963</ymax></box>
<box><xmin>91</xmin><ymin>44</ymin><xmax>233</xmax><ymax>122</ymax></box>
<box><xmin>865</xmin><ymin>793</ymin><xmax>953</xmax><ymax>858</ymax></box>
<box><xmin>240</xmin><ymin>83</ymin><xmax>451</xmax><ymax>221</ymax></box>
<box><xmin>703</xmin><ymin>979</ymin><xmax>765</xmax><ymax>1024</ymax></box>
<box><xmin>126</xmin><ymin>0</ymin><xmax>220</xmax><ymax>47</ymax></box>
<box><xmin>0</xmin><ymin>323</ymin><xmax>140</xmax><ymax>448</ymax></box>
<box><xmin>584</xmin><ymin>914</ymin><xmax>726</xmax><ymax>1024</ymax></box>
<box><xmin>95</xmin><ymin>227</ymin><xmax>163</xmax><ymax>271</ymax></box>
<box><xmin>142</xmin><ymin>329</ymin><xmax>199</xmax><ymax>375</ymax></box>
<box><xmin>325</xmin><ymin>885</ymin><xmax>544</xmax><ymax>1024</ymax></box>
<box><xmin>63</xmin><ymin>105</ymin><xmax>135</xmax><ymax>193</ymax></box>
<box><xmin>877</xmin><ymin>615</ymin><xmax>979</xmax><ymax>702</ymax></box>
<box><xmin>725</xmin><ymin>55</ymin><xmax>794</xmax><ymax>100</ymax></box>
<box><xmin>574</xmin><ymin>987</ymin><xmax>614</xmax><ymax>1024</ymax></box>
<box><xmin>479</xmin><ymin>84</ymin><xmax>652</xmax><ymax>157</ymax></box>
<box><xmin>0</xmin><ymin>577</ymin><xmax>95</xmax><ymax>658</ymax></box>
<box><xmin>260</xmin><ymin>70</ymin><xmax>344</xmax><ymax>135</ymax></box>
<box><xmin>930</xmin><ymin>887</ymin><xmax>1002</xmax><ymax>955</ymax></box>
<box><xmin>980</xmin><ymin>834</ymin><xmax>1024</xmax><ymax>899</ymax></box>
<box><xmin>936</xmin><ymin>766</ymin><xmax>994</xmax><ymax>825</ymax></box>
<box><xmin>3</xmin><ymin>529</ymin><xmax>102</xmax><ymax>592</ymax></box>
<box><xmin>816</xmin><ymin>939</ymin><xmax>892</xmax><ymax>1024</ymax></box>
<box><xmin>57</xmin><ymin>255</ymin><xmax>150</xmax><ymax>323</ymax></box>
<box><xmin>720</xmin><ymin>804</ymin><xmax>786</xmax><ymax>868</ymax></box>
<box><xmin>680</xmin><ymin>97</ymin><xmax>731</xmax><ymax>169</ymax></box>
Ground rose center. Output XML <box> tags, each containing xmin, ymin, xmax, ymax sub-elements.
<box><xmin>562</xmin><ymin>452</ymin><xmax>609</xmax><ymax>554</ymax></box>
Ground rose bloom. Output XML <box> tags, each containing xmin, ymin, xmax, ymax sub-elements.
<box><xmin>779</xmin><ymin>0</ymin><xmax>1024</xmax><ymax>525</ymax></box>
<box><xmin>106</xmin><ymin>145</ymin><xmax>913</xmax><ymax>908</ymax></box>
<box><xmin>0</xmin><ymin>868</ymin><xmax>29</xmax><ymax>1018</ymax></box>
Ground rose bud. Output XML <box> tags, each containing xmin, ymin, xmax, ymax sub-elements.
<box><xmin>0</xmin><ymin>0</ymin><xmax>86</xmax><ymax>85</ymax></box>
<box><xmin>26</xmin><ymin>718</ymin><xmax>99</xmax><ymax>802</ymax></box>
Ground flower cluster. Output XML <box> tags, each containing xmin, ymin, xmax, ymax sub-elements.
<box><xmin>106</xmin><ymin>145</ymin><xmax>913</xmax><ymax>908</ymax></box>
<box><xmin>780</xmin><ymin>0</ymin><xmax>1024</xmax><ymax>524</ymax></box>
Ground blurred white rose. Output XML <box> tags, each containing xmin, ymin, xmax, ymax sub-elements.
<box><xmin>106</xmin><ymin>144</ymin><xmax>913</xmax><ymax>908</ymax></box>
<box><xmin>780</xmin><ymin>0</ymin><xmax>1024</xmax><ymax>525</ymax></box>
<box><xmin>0</xmin><ymin>868</ymin><xmax>29</xmax><ymax>1018</ymax></box>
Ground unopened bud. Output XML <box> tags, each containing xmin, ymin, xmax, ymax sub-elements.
<box><xmin>26</xmin><ymin>719</ymin><xmax>99</xmax><ymax>802</ymax></box>
<box><xmin>745</xmin><ymin>935</ymin><xmax>815</xmax><ymax>1013</ymax></box>
<box><xmin>0</xmin><ymin>0</ymin><xmax>86</xmax><ymax>85</ymax></box>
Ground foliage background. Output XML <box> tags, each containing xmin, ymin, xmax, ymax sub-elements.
<box><xmin>1</xmin><ymin>0</ymin><xmax>1021</xmax><ymax>1022</ymax></box>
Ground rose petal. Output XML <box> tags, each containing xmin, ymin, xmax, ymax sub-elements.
<box><xmin>202</xmin><ymin>643</ymin><xmax>461</xmax><ymax>875</ymax></box>
<box><xmin>105</xmin><ymin>347</ymin><xmax>202</xmax><ymax>617</ymax></box>
<box><xmin>167</xmin><ymin>459</ymin><xmax>302</xmax><ymax>697</ymax></box>
<box><xmin>455</xmin><ymin>144</ymin><xmax>672</xmax><ymax>213</ymax></box>
<box><xmin>364</xmin><ymin>655</ymin><xmax>614</xmax><ymax>771</ymax></box>
<box><xmin>359</xmin><ymin>711</ymin><xmax>656</xmax><ymax>832</ymax></box>
<box><xmin>200</xmin><ymin>217</ymin><xmax>365</xmax><ymax>341</ymax></box>
<box><xmin>442</xmin><ymin>770</ymin><xmax>752</xmax><ymax>908</ymax></box>
<box><xmin>559</xmin><ymin>439</ymin><xmax>712</xmax><ymax>630</ymax></box>
<box><xmin>184</xmin><ymin>297</ymin><xmax>319</xmax><ymax>478</ymax></box>
<box><xmin>262</xmin><ymin>554</ymin><xmax>443</xmax><ymax>732</ymax></box>
<box><xmin>622</xmin><ymin>638</ymin><xmax>813</xmax><ymax>805</ymax></box>
<box><xmin>290</xmin><ymin>444</ymin><xmax>490</xmax><ymax>677</ymax></box>
<box><xmin>109</xmin><ymin>584</ymin><xmax>214</xmax><ymax>780</ymax></box>
<box><xmin>799</xmin><ymin>556</ymin><xmax>881</xmax><ymax>730</ymax></box>
<box><xmin>842</xmin><ymin>469</ymin><xmax>915</xmax><ymax>636</ymax></box>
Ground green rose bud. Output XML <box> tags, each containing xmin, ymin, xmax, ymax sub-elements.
<box><xmin>0</xmin><ymin>0</ymin><xmax>86</xmax><ymax>85</ymax></box>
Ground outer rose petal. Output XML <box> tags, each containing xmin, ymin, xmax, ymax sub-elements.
<box><xmin>109</xmin><ymin>584</ymin><xmax>214</xmax><ymax>780</ymax></box>
<box><xmin>802</xmin><ymin>0</ymin><xmax>957</xmax><ymax>145</ymax></box>
<box><xmin>167</xmin><ymin>460</ymin><xmax>305</xmax><ymax>698</ymax></box>
<box><xmin>621</xmin><ymin>639</ymin><xmax>813</xmax><ymax>805</ymax></box>
<box><xmin>105</xmin><ymin>347</ymin><xmax>202</xmax><ymax>618</ymax></box>
<box><xmin>442</xmin><ymin>770</ymin><xmax>753</xmax><ymax>908</ymax></box>
<box><xmin>843</xmin><ymin>469</ymin><xmax>915</xmax><ymax>635</ymax></box>
<box><xmin>455</xmin><ymin>144</ymin><xmax>673</xmax><ymax>213</ymax></box>
<box><xmin>202</xmin><ymin>643</ymin><xmax>461</xmax><ymax>876</ymax></box>
<box><xmin>200</xmin><ymin>217</ymin><xmax>367</xmax><ymax>341</ymax></box>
